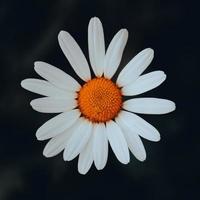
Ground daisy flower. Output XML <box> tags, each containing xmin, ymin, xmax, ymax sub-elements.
<box><xmin>21</xmin><ymin>17</ymin><xmax>175</xmax><ymax>174</ymax></box>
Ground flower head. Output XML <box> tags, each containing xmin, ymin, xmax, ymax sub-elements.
<box><xmin>21</xmin><ymin>17</ymin><xmax>175</xmax><ymax>174</ymax></box>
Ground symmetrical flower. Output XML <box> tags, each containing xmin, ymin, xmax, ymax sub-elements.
<box><xmin>21</xmin><ymin>17</ymin><xmax>175</xmax><ymax>174</ymax></box>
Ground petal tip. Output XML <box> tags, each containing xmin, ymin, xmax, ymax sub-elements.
<box><xmin>95</xmin><ymin>164</ymin><xmax>104</xmax><ymax>171</ymax></box>
<box><xmin>63</xmin><ymin>156</ymin><xmax>67</xmax><ymax>161</ymax></box>
<box><xmin>123</xmin><ymin>159</ymin><xmax>130</xmax><ymax>165</ymax></box>
<box><xmin>171</xmin><ymin>101</ymin><xmax>176</xmax><ymax>112</ymax></box>
<box><xmin>96</xmin><ymin>167</ymin><xmax>102</xmax><ymax>170</ymax></box>
<box><xmin>120</xmin><ymin>155</ymin><xmax>130</xmax><ymax>164</ymax></box>
<box><xmin>35</xmin><ymin>131</ymin><xmax>43</xmax><ymax>141</ymax></box>
<box><xmin>143</xmin><ymin>48</ymin><xmax>154</xmax><ymax>57</ymax></box>
<box><xmin>42</xmin><ymin>145</ymin><xmax>51</xmax><ymax>158</ymax></box>
<box><xmin>58</xmin><ymin>31</ymin><xmax>69</xmax><ymax>41</ymax></box>
<box><xmin>93</xmin><ymin>16</ymin><xmax>100</xmax><ymax>22</ymax></box>
<box><xmin>36</xmin><ymin>136</ymin><xmax>43</xmax><ymax>141</ymax></box>
<box><xmin>118</xmin><ymin>28</ymin><xmax>128</xmax><ymax>37</ymax></box>
<box><xmin>34</xmin><ymin>61</ymin><xmax>42</xmax><ymax>72</ymax></box>
<box><xmin>30</xmin><ymin>100</ymin><xmax>33</xmax><ymax>106</ymax></box>
<box><xmin>43</xmin><ymin>149</ymin><xmax>50</xmax><ymax>158</ymax></box>
<box><xmin>34</xmin><ymin>61</ymin><xmax>42</xmax><ymax>66</ymax></box>
<box><xmin>155</xmin><ymin>134</ymin><xmax>161</xmax><ymax>142</ymax></box>
<box><xmin>63</xmin><ymin>151</ymin><xmax>70</xmax><ymax>161</ymax></box>
<box><xmin>78</xmin><ymin>169</ymin><xmax>88</xmax><ymax>175</ymax></box>
<box><xmin>58</xmin><ymin>30</ymin><xmax>65</xmax><ymax>36</ymax></box>
<box><xmin>146</xmin><ymin>47</ymin><xmax>154</xmax><ymax>52</ymax></box>
<box><xmin>122</xmin><ymin>28</ymin><xmax>128</xmax><ymax>34</ymax></box>
<box><xmin>139</xmin><ymin>156</ymin><xmax>146</xmax><ymax>162</ymax></box>
<box><xmin>30</xmin><ymin>100</ymin><xmax>36</xmax><ymax>108</ymax></box>
<box><xmin>20</xmin><ymin>80</ymin><xmax>26</xmax><ymax>88</ymax></box>
<box><xmin>121</xmin><ymin>29</ymin><xmax>129</xmax><ymax>39</ymax></box>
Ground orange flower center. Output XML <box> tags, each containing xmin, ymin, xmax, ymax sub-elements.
<box><xmin>78</xmin><ymin>77</ymin><xmax>122</xmax><ymax>123</ymax></box>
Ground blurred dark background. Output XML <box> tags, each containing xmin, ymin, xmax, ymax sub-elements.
<box><xmin>0</xmin><ymin>0</ymin><xmax>199</xmax><ymax>199</ymax></box>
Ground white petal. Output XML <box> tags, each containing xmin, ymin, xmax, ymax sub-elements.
<box><xmin>116</xmin><ymin>115</ymin><xmax>146</xmax><ymax>161</ymax></box>
<box><xmin>93</xmin><ymin>123</ymin><xmax>108</xmax><ymax>170</ymax></box>
<box><xmin>88</xmin><ymin>17</ymin><xmax>105</xmax><ymax>76</ymax></box>
<box><xmin>36</xmin><ymin>109</ymin><xmax>81</xmax><ymax>141</ymax></box>
<box><xmin>104</xmin><ymin>29</ymin><xmax>128</xmax><ymax>79</ymax></box>
<box><xmin>122</xmin><ymin>71</ymin><xmax>166</xmax><ymax>96</ymax></box>
<box><xmin>118</xmin><ymin>111</ymin><xmax>160</xmax><ymax>142</ymax></box>
<box><xmin>30</xmin><ymin>97</ymin><xmax>77</xmax><ymax>113</ymax></box>
<box><xmin>43</xmin><ymin>123</ymin><xmax>77</xmax><ymax>158</ymax></box>
<box><xmin>106</xmin><ymin>120</ymin><xmax>130</xmax><ymax>164</ymax></box>
<box><xmin>124</xmin><ymin>98</ymin><xmax>176</xmax><ymax>114</ymax></box>
<box><xmin>117</xmin><ymin>48</ymin><xmax>154</xmax><ymax>87</ymax></box>
<box><xmin>34</xmin><ymin>61</ymin><xmax>81</xmax><ymax>92</ymax></box>
<box><xmin>63</xmin><ymin>118</ymin><xmax>93</xmax><ymax>161</ymax></box>
<box><xmin>21</xmin><ymin>78</ymin><xmax>76</xmax><ymax>98</ymax></box>
<box><xmin>78</xmin><ymin>134</ymin><xmax>94</xmax><ymax>175</ymax></box>
<box><xmin>58</xmin><ymin>31</ymin><xmax>91</xmax><ymax>81</ymax></box>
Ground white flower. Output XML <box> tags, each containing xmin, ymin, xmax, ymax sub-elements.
<box><xmin>21</xmin><ymin>17</ymin><xmax>175</xmax><ymax>174</ymax></box>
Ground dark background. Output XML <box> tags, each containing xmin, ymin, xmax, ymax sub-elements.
<box><xmin>0</xmin><ymin>0</ymin><xmax>199</xmax><ymax>199</ymax></box>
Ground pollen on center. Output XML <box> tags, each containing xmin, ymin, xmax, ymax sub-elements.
<box><xmin>77</xmin><ymin>77</ymin><xmax>122</xmax><ymax>123</ymax></box>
